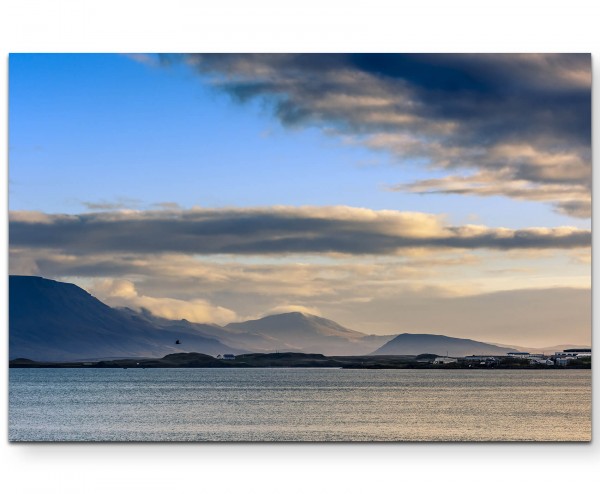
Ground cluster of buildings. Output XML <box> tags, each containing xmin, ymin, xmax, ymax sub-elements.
<box><xmin>432</xmin><ymin>348</ymin><xmax>591</xmax><ymax>367</ymax></box>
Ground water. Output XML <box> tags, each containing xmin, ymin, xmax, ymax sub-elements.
<box><xmin>9</xmin><ymin>368</ymin><xmax>591</xmax><ymax>442</ymax></box>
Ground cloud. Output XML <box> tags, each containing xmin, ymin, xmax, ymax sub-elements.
<box><xmin>553</xmin><ymin>200</ymin><xmax>592</xmax><ymax>219</ymax></box>
<box><xmin>261</xmin><ymin>305</ymin><xmax>323</xmax><ymax>317</ymax></box>
<box><xmin>12</xmin><ymin>249</ymin><xmax>481</xmax><ymax>307</ymax></box>
<box><xmin>9</xmin><ymin>206</ymin><xmax>591</xmax><ymax>256</ymax></box>
<box><xmin>8</xmin><ymin>246</ymin><xmax>472</xmax><ymax>322</ymax></box>
<box><xmin>393</xmin><ymin>168</ymin><xmax>591</xmax><ymax>219</ymax></box>
<box><xmin>153</xmin><ymin>201</ymin><xmax>181</xmax><ymax>210</ymax></box>
<box><xmin>159</xmin><ymin>54</ymin><xmax>591</xmax><ymax>217</ymax></box>
<box><xmin>82</xmin><ymin>197</ymin><xmax>142</xmax><ymax>211</ymax></box>
<box><xmin>123</xmin><ymin>53</ymin><xmax>161</xmax><ymax>67</ymax></box>
<box><xmin>90</xmin><ymin>278</ymin><xmax>238</xmax><ymax>325</ymax></box>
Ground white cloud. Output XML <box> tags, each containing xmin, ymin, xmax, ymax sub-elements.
<box><xmin>260</xmin><ymin>305</ymin><xmax>323</xmax><ymax>317</ymax></box>
<box><xmin>90</xmin><ymin>278</ymin><xmax>238</xmax><ymax>325</ymax></box>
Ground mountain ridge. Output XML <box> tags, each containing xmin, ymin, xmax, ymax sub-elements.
<box><xmin>9</xmin><ymin>275</ymin><xmax>243</xmax><ymax>361</ymax></box>
<box><xmin>9</xmin><ymin>275</ymin><xmax>573</xmax><ymax>360</ymax></box>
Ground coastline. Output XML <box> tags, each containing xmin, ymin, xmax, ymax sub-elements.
<box><xmin>9</xmin><ymin>351</ymin><xmax>592</xmax><ymax>370</ymax></box>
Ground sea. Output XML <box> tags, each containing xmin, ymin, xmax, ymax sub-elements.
<box><xmin>9</xmin><ymin>368</ymin><xmax>591</xmax><ymax>442</ymax></box>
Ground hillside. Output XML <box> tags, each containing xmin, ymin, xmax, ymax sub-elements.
<box><xmin>9</xmin><ymin>276</ymin><xmax>243</xmax><ymax>361</ymax></box>
<box><xmin>224</xmin><ymin>312</ymin><xmax>393</xmax><ymax>355</ymax></box>
<box><xmin>372</xmin><ymin>333</ymin><xmax>518</xmax><ymax>357</ymax></box>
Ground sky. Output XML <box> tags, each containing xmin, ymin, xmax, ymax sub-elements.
<box><xmin>8</xmin><ymin>53</ymin><xmax>592</xmax><ymax>347</ymax></box>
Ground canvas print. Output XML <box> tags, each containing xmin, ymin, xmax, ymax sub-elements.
<box><xmin>8</xmin><ymin>54</ymin><xmax>591</xmax><ymax>441</ymax></box>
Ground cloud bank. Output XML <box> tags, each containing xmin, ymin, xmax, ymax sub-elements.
<box><xmin>161</xmin><ymin>54</ymin><xmax>590</xmax><ymax>217</ymax></box>
<box><xmin>9</xmin><ymin>207</ymin><xmax>591</xmax><ymax>256</ymax></box>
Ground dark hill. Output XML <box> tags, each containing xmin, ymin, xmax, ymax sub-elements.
<box><xmin>371</xmin><ymin>333</ymin><xmax>518</xmax><ymax>357</ymax></box>
<box><xmin>9</xmin><ymin>275</ymin><xmax>243</xmax><ymax>361</ymax></box>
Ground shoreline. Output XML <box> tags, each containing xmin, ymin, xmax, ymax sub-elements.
<box><xmin>9</xmin><ymin>351</ymin><xmax>592</xmax><ymax>370</ymax></box>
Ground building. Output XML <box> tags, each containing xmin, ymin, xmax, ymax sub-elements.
<box><xmin>433</xmin><ymin>357</ymin><xmax>458</xmax><ymax>365</ymax></box>
<box><xmin>464</xmin><ymin>355</ymin><xmax>498</xmax><ymax>362</ymax></box>
<box><xmin>222</xmin><ymin>354</ymin><xmax>236</xmax><ymax>360</ymax></box>
<box><xmin>555</xmin><ymin>349</ymin><xmax>591</xmax><ymax>358</ymax></box>
<box><xmin>531</xmin><ymin>358</ymin><xmax>554</xmax><ymax>366</ymax></box>
<box><xmin>507</xmin><ymin>352</ymin><xmax>546</xmax><ymax>360</ymax></box>
<box><xmin>555</xmin><ymin>357</ymin><xmax>575</xmax><ymax>367</ymax></box>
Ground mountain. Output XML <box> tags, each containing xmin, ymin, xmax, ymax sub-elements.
<box><xmin>371</xmin><ymin>333</ymin><xmax>518</xmax><ymax>357</ymax></box>
<box><xmin>10</xmin><ymin>275</ymin><xmax>528</xmax><ymax>361</ymax></box>
<box><xmin>9</xmin><ymin>276</ymin><xmax>243</xmax><ymax>361</ymax></box>
<box><xmin>510</xmin><ymin>343</ymin><xmax>591</xmax><ymax>354</ymax></box>
<box><xmin>125</xmin><ymin>309</ymin><xmax>395</xmax><ymax>355</ymax></box>
<box><xmin>121</xmin><ymin>308</ymin><xmax>291</xmax><ymax>354</ymax></box>
<box><xmin>224</xmin><ymin>312</ymin><xmax>393</xmax><ymax>355</ymax></box>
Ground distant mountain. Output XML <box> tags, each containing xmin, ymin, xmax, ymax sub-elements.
<box><xmin>123</xmin><ymin>308</ymin><xmax>290</xmax><ymax>354</ymax></box>
<box><xmin>10</xmin><ymin>275</ymin><xmax>531</xmax><ymax>361</ymax></box>
<box><xmin>224</xmin><ymin>312</ymin><xmax>394</xmax><ymax>355</ymax></box>
<box><xmin>125</xmin><ymin>309</ymin><xmax>394</xmax><ymax>356</ymax></box>
<box><xmin>371</xmin><ymin>333</ymin><xmax>518</xmax><ymax>357</ymax></box>
<box><xmin>9</xmin><ymin>276</ymin><xmax>243</xmax><ymax>361</ymax></box>
<box><xmin>510</xmin><ymin>343</ymin><xmax>591</xmax><ymax>354</ymax></box>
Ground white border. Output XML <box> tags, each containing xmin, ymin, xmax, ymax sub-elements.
<box><xmin>1</xmin><ymin>1</ymin><xmax>598</xmax><ymax>492</ymax></box>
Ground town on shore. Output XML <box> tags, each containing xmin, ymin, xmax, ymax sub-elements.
<box><xmin>9</xmin><ymin>348</ymin><xmax>592</xmax><ymax>369</ymax></box>
<box><xmin>430</xmin><ymin>349</ymin><xmax>591</xmax><ymax>367</ymax></box>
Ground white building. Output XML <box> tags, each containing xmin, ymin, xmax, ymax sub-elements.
<box><xmin>555</xmin><ymin>349</ymin><xmax>591</xmax><ymax>358</ymax></box>
<box><xmin>433</xmin><ymin>357</ymin><xmax>458</xmax><ymax>365</ymax></box>
<box><xmin>531</xmin><ymin>358</ymin><xmax>554</xmax><ymax>366</ymax></box>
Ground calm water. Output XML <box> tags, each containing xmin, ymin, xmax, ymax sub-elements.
<box><xmin>9</xmin><ymin>368</ymin><xmax>591</xmax><ymax>442</ymax></box>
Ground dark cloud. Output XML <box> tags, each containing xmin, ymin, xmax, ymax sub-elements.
<box><xmin>165</xmin><ymin>54</ymin><xmax>591</xmax><ymax>217</ymax></box>
<box><xmin>182</xmin><ymin>53</ymin><xmax>591</xmax><ymax>142</ymax></box>
<box><xmin>9</xmin><ymin>208</ymin><xmax>591</xmax><ymax>256</ymax></box>
<box><xmin>553</xmin><ymin>200</ymin><xmax>592</xmax><ymax>219</ymax></box>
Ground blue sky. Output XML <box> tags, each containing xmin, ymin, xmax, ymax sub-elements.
<box><xmin>8</xmin><ymin>54</ymin><xmax>592</xmax><ymax>345</ymax></box>
<box><xmin>9</xmin><ymin>54</ymin><xmax>589</xmax><ymax>229</ymax></box>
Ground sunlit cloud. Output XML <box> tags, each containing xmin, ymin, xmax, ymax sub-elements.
<box><xmin>393</xmin><ymin>169</ymin><xmax>591</xmax><ymax>219</ymax></box>
<box><xmin>90</xmin><ymin>278</ymin><xmax>238</xmax><ymax>325</ymax></box>
<box><xmin>260</xmin><ymin>305</ymin><xmax>323</xmax><ymax>317</ymax></box>
<box><xmin>9</xmin><ymin>206</ymin><xmax>591</xmax><ymax>256</ymax></box>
